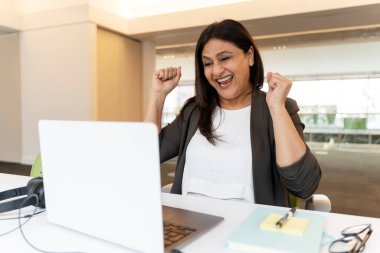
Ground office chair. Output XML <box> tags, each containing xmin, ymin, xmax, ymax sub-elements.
<box><xmin>30</xmin><ymin>154</ymin><xmax>43</xmax><ymax>177</ymax></box>
<box><xmin>161</xmin><ymin>183</ymin><xmax>331</xmax><ymax>212</ymax></box>
<box><xmin>305</xmin><ymin>194</ymin><xmax>331</xmax><ymax>212</ymax></box>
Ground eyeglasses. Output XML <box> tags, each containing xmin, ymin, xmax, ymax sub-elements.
<box><xmin>329</xmin><ymin>224</ymin><xmax>372</xmax><ymax>253</ymax></box>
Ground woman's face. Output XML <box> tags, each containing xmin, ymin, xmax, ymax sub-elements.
<box><xmin>202</xmin><ymin>39</ymin><xmax>253</xmax><ymax>109</ymax></box>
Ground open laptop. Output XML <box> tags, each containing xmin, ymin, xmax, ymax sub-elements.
<box><xmin>38</xmin><ymin>120</ymin><xmax>223</xmax><ymax>253</ymax></box>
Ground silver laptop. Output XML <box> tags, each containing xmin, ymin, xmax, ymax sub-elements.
<box><xmin>38</xmin><ymin>120</ymin><xmax>223</xmax><ymax>253</ymax></box>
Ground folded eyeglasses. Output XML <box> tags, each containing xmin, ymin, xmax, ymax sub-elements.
<box><xmin>329</xmin><ymin>224</ymin><xmax>372</xmax><ymax>253</ymax></box>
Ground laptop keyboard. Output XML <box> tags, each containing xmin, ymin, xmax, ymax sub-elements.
<box><xmin>163</xmin><ymin>222</ymin><xmax>197</xmax><ymax>248</ymax></box>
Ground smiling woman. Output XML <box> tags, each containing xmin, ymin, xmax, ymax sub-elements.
<box><xmin>145</xmin><ymin>19</ymin><xmax>322</xmax><ymax>207</ymax></box>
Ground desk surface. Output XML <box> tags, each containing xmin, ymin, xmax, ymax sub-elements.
<box><xmin>1</xmin><ymin>173</ymin><xmax>379</xmax><ymax>253</ymax></box>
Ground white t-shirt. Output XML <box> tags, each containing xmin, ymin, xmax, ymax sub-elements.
<box><xmin>182</xmin><ymin>106</ymin><xmax>254</xmax><ymax>203</ymax></box>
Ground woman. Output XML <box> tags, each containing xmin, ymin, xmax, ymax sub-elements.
<box><xmin>146</xmin><ymin>19</ymin><xmax>321</xmax><ymax>207</ymax></box>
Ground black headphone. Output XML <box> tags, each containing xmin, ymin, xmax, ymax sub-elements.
<box><xmin>0</xmin><ymin>177</ymin><xmax>45</xmax><ymax>213</ymax></box>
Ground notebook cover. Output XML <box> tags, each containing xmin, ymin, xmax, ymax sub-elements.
<box><xmin>225</xmin><ymin>207</ymin><xmax>326</xmax><ymax>253</ymax></box>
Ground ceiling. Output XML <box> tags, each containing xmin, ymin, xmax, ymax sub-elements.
<box><xmin>2</xmin><ymin>3</ymin><xmax>380</xmax><ymax>51</ymax></box>
<box><xmin>139</xmin><ymin>3</ymin><xmax>380</xmax><ymax>55</ymax></box>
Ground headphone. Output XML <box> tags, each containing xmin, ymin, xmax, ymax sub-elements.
<box><xmin>0</xmin><ymin>177</ymin><xmax>45</xmax><ymax>213</ymax></box>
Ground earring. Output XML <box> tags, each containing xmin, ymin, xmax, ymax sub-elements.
<box><xmin>249</xmin><ymin>60</ymin><xmax>254</xmax><ymax>66</ymax></box>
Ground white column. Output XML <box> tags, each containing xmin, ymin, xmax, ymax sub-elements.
<box><xmin>20</xmin><ymin>23</ymin><xmax>94</xmax><ymax>164</ymax></box>
<box><xmin>0</xmin><ymin>34</ymin><xmax>21</xmax><ymax>163</ymax></box>
<box><xmin>142</xmin><ymin>41</ymin><xmax>156</xmax><ymax>117</ymax></box>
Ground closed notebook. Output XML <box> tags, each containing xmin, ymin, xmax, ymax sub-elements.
<box><xmin>225</xmin><ymin>207</ymin><xmax>326</xmax><ymax>253</ymax></box>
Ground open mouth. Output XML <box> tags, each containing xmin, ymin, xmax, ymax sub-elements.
<box><xmin>216</xmin><ymin>75</ymin><xmax>233</xmax><ymax>88</ymax></box>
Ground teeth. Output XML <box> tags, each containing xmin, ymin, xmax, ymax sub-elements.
<box><xmin>216</xmin><ymin>75</ymin><xmax>232</xmax><ymax>85</ymax></box>
<box><xmin>217</xmin><ymin>75</ymin><xmax>232</xmax><ymax>82</ymax></box>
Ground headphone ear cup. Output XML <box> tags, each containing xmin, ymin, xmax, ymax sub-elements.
<box><xmin>26</xmin><ymin>177</ymin><xmax>45</xmax><ymax>208</ymax></box>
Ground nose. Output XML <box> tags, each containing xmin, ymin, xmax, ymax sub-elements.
<box><xmin>212</xmin><ymin>61</ymin><xmax>224</xmax><ymax>77</ymax></box>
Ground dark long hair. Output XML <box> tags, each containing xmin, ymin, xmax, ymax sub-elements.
<box><xmin>184</xmin><ymin>19</ymin><xmax>264</xmax><ymax>144</ymax></box>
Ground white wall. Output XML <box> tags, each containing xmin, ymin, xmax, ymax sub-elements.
<box><xmin>156</xmin><ymin>55</ymin><xmax>195</xmax><ymax>82</ymax></box>
<box><xmin>21</xmin><ymin>22</ymin><xmax>95</xmax><ymax>164</ymax></box>
<box><xmin>157</xmin><ymin>40</ymin><xmax>380</xmax><ymax>81</ymax></box>
<box><xmin>0</xmin><ymin>34</ymin><xmax>21</xmax><ymax>162</ymax></box>
<box><xmin>261</xmin><ymin>41</ymin><xmax>380</xmax><ymax>78</ymax></box>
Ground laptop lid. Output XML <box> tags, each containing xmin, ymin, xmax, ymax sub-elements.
<box><xmin>39</xmin><ymin>120</ymin><xmax>164</xmax><ymax>253</ymax></box>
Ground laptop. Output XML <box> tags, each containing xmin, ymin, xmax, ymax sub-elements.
<box><xmin>38</xmin><ymin>120</ymin><xmax>223</xmax><ymax>253</ymax></box>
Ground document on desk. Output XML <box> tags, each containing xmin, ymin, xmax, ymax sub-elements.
<box><xmin>225</xmin><ymin>207</ymin><xmax>326</xmax><ymax>253</ymax></box>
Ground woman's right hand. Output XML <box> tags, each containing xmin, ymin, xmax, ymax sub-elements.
<box><xmin>152</xmin><ymin>67</ymin><xmax>182</xmax><ymax>96</ymax></box>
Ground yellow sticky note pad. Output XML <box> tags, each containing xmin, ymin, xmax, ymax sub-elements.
<box><xmin>260</xmin><ymin>213</ymin><xmax>310</xmax><ymax>236</ymax></box>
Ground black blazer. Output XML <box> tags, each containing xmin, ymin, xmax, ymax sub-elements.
<box><xmin>159</xmin><ymin>89</ymin><xmax>321</xmax><ymax>207</ymax></box>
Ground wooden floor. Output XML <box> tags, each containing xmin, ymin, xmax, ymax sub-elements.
<box><xmin>1</xmin><ymin>148</ymin><xmax>379</xmax><ymax>218</ymax></box>
<box><xmin>0</xmin><ymin>162</ymin><xmax>31</xmax><ymax>176</ymax></box>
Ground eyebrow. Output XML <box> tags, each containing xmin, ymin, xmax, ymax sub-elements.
<box><xmin>202</xmin><ymin>51</ymin><xmax>233</xmax><ymax>60</ymax></box>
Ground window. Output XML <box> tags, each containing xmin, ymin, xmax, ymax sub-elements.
<box><xmin>288</xmin><ymin>78</ymin><xmax>380</xmax><ymax>145</ymax></box>
<box><xmin>162</xmin><ymin>81</ymin><xmax>195</xmax><ymax>126</ymax></box>
<box><xmin>162</xmin><ymin>77</ymin><xmax>380</xmax><ymax>146</ymax></box>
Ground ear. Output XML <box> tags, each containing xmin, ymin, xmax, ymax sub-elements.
<box><xmin>247</xmin><ymin>47</ymin><xmax>254</xmax><ymax>66</ymax></box>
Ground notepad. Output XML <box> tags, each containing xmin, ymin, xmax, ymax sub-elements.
<box><xmin>225</xmin><ymin>207</ymin><xmax>326</xmax><ymax>253</ymax></box>
<box><xmin>260</xmin><ymin>213</ymin><xmax>310</xmax><ymax>236</ymax></box>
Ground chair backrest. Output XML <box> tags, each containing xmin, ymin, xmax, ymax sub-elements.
<box><xmin>289</xmin><ymin>193</ymin><xmax>298</xmax><ymax>208</ymax></box>
<box><xmin>30</xmin><ymin>154</ymin><xmax>43</xmax><ymax>177</ymax></box>
<box><xmin>291</xmin><ymin>193</ymin><xmax>331</xmax><ymax>212</ymax></box>
<box><xmin>305</xmin><ymin>194</ymin><xmax>332</xmax><ymax>212</ymax></box>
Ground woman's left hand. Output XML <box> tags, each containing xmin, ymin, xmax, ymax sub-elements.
<box><xmin>266</xmin><ymin>72</ymin><xmax>292</xmax><ymax>110</ymax></box>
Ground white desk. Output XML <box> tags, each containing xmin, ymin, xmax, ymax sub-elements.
<box><xmin>1</xmin><ymin>173</ymin><xmax>379</xmax><ymax>253</ymax></box>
